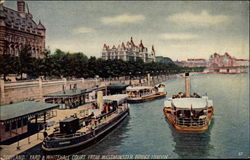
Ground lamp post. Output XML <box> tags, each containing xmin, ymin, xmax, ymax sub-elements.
<box><xmin>151</xmin><ymin>71</ymin><xmax>154</xmax><ymax>85</ymax></box>
<box><xmin>146</xmin><ymin>71</ymin><xmax>149</xmax><ymax>86</ymax></box>
<box><xmin>138</xmin><ymin>71</ymin><xmax>141</xmax><ymax>85</ymax></box>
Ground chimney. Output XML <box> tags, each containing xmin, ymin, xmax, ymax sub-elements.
<box><xmin>62</xmin><ymin>85</ymin><xmax>65</xmax><ymax>94</ymax></box>
<box><xmin>17</xmin><ymin>0</ymin><xmax>25</xmax><ymax>13</ymax></box>
<box><xmin>97</xmin><ymin>91</ymin><xmax>103</xmax><ymax>111</ymax></box>
<box><xmin>185</xmin><ymin>73</ymin><xmax>190</xmax><ymax>97</ymax></box>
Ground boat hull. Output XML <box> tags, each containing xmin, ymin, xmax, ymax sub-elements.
<box><xmin>128</xmin><ymin>92</ymin><xmax>166</xmax><ymax>103</ymax></box>
<box><xmin>42</xmin><ymin>109</ymin><xmax>129</xmax><ymax>153</ymax></box>
<box><xmin>163</xmin><ymin>107</ymin><xmax>213</xmax><ymax>133</ymax></box>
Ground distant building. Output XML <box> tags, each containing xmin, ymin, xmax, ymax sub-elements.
<box><xmin>101</xmin><ymin>37</ymin><xmax>156</xmax><ymax>62</ymax></box>
<box><xmin>0</xmin><ymin>0</ymin><xmax>46</xmax><ymax>58</ymax></box>
<box><xmin>208</xmin><ymin>52</ymin><xmax>235</xmax><ymax>68</ymax></box>
<box><xmin>155</xmin><ymin>56</ymin><xmax>174</xmax><ymax>64</ymax></box>
<box><xmin>174</xmin><ymin>52</ymin><xmax>249</xmax><ymax>74</ymax></box>
<box><xmin>175</xmin><ymin>58</ymin><xmax>207</xmax><ymax>67</ymax></box>
<box><xmin>234</xmin><ymin>59</ymin><xmax>249</xmax><ymax>67</ymax></box>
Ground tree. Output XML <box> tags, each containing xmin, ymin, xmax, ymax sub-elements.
<box><xmin>18</xmin><ymin>45</ymin><xmax>32</xmax><ymax>79</ymax></box>
<box><xmin>0</xmin><ymin>54</ymin><xmax>17</xmax><ymax>81</ymax></box>
<box><xmin>0</xmin><ymin>46</ymin><xmax>198</xmax><ymax>80</ymax></box>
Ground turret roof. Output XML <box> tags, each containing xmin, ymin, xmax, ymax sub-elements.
<box><xmin>37</xmin><ymin>20</ymin><xmax>46</xmax><ymax>30</ymax></box>
<box><xmin>1</xmin><ymin>3</ymin><xmax>45</xmax><ymax>33</ymax></box>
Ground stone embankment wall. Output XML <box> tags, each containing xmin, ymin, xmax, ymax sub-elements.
<box><xmin>0</xmin><ymin>78</ymin><xmax>97</xmax><ymax>105</ymax></box>
<box><xmin>0</xmin><ymin>74</ymin><xmax>181</xmax><ymax>105</ymax></box>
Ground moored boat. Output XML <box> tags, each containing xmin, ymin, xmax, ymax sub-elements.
<box><xmin>42</xmin><ymin>94</ymin><xmax>129</xmax><ymax>153</ymax></box>
<box><xmin>126</xmin><ymin>84</ymin><xmax>166</xmax><ymax>103</ymax></box>
<box><xmin>163</xmin><ymin>73</ymin><xmax>214</xmax><ymax>133</ymax></box>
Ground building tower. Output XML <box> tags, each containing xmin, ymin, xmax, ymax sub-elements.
<box><xmin>151</xmin><ymin>45</ymin><xmax>156</xmax><ymax>62</ymax></box>
<box><xmin>37</xmin><ymin>20</ymin><xmax>46</xmax><ymax>58</ymax></box>
<box><xmin>17</xmin><ymin>0</ymin><xmax>25</xmax><ymax>17</ymax></box>
<box><xmin>0</xmin><ymin>0</ymin><xmax>46</xmax><ymax>57</ymax></box>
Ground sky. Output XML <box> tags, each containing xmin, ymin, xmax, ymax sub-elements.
<box><xmin>4</xmin><ymin>0</ymin><xmax>250</xmax><ymax>60</ymax></box>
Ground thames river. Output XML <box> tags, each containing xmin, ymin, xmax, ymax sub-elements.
<box><xmin>24</xmin><ymin>73</ymin><xmax>249</xmax><ymax>159</ymax></box>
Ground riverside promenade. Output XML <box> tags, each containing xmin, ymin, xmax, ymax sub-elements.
<box><xmin>0</xmin><ymin>74</ymin><xmax>182</xmax><ymax>105</ymax></box>
<box><xmin>0</xmin><ymin>74</ymin><xmax>181</xmax><ymax>159</ymax></box>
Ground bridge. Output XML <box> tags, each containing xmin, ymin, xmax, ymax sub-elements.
<box><xmin>205</xmin><ymin>65</ymin><xmax>249</xmax><ymax>74</ymax></box>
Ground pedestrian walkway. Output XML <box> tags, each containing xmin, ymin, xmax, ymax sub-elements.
<box><xmin>0</xmin><ymin>103</ymin><xmax>92</xmax><ymax>160</ymax></box>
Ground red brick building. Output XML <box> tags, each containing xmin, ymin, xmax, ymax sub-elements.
<box><xmin>208</xmin><ymin>52</ymin><xmax>235</xmax><ymax>67</ymax></box>
<box><xmin>0</xmin><ymin>0</ymin><xmax>46</xmax><ymax>58</ymax></box>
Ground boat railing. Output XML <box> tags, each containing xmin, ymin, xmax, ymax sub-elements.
<box><xmin>46</xmin><ymin>110</ymin><xmax>122</xmax><ymax>141</ymax></box>
<box><xmin>176</xmin><ymin>117</ymin><xmax>207</xmax><ymax>127</ymax></box>
<box><xmin>128</xmin><ymin>92</ymin><xmax>155</xmax><ymax>99</ymax></box>
<box><xmin>47</xmin><ymin>130</ymin><xmax>91</xmax><ymax>140</ymax></box>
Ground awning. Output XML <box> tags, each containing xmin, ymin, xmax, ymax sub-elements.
<box><xmin>0</xmin><ymin>101</ymin><xmax>59</xmax><ymax>123</ymax></box>
<box><xmin>165</xmin><ymin>97</ymin><xmax>213</xmax><ymax>110</ymax></box>
<box><xmin>107</xmin><ymin>83</ymin><xmax>129</xmax><ymax>90</ymax></box>
<box><xmin>103</xmin><ymin>94</ymin><xmax>128</xmax><ymax>104</ymax></box>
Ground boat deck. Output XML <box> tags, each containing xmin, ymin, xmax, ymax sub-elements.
<box><xmin>163</xmin><ymin>106</ymin><xmax>214</xmax><ymax>133</ymax></box>
<box><xmin>128</xmin><ymin>92</ymin><xmax>166</xmax><ymax>103</ymax></box>
<box><xmin>77</xmin><ymin>109</ymin><xmax>122</xmax><ymax>134</ymax></box>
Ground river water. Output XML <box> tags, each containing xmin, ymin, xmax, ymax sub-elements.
<box><xmin>24</xmin><ymin>73</ymin><xmax>249</xmax><ymax>159</ymax></box>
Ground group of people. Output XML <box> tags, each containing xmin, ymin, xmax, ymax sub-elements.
<box><xmin>172</xmin><ymin>92</ymin><xmax>201</xmax><ymax>99</ymax></box>
<box><xmin>176</xmin><ymin>109</ymin><xmax>205</xmax><ymax>120</ymax></box>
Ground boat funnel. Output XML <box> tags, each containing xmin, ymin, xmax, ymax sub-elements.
<box><xmin>185</xmin><ymin>73</ymin><xmax>191</xmax><ymax>97</ymax></box>
<box><xmin>147</xmin><ymin>73</ymin><xmax>151</xmax><ymax>86</ymax></box>
<box><xmin>97</xmin><ymin>90</ymin><xmax>103</xmax><ymax>110</ymax></box>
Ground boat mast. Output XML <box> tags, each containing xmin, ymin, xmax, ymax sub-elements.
<box><xmin>185</xmin><ymin>73</ymin><xmax>191</xmax><ymax>97</ymax></box>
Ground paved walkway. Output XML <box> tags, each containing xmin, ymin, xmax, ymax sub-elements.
<box><xmin>0</xmin><ymin>103</ymin><xmax>92</xmax><ymax>160</ymax></box>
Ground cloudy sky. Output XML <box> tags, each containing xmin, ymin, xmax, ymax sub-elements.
<box><xmin>4</xmin><ymin>1</ymin><xmax>249</xmax><ymax>60</ymax></box>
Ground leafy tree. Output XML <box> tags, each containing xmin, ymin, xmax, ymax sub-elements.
<box><xmin>18</xmin><ymin>45</ymin><xmax>32</xmax><ymax>79</ymax></box>
<box><xmin>1</xmin><ymin>47</ymin><xmax>204</xmax><ymax>81</ymax></box>
<box><xmin>0</xmin><ymin>54</ymin><xmax>17</xmax><ymax>81</ymax></box>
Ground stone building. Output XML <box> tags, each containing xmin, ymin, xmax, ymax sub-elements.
<box><xmin>176</xmin><ymin>58</ymin><xmax>208</xmax><ymax>67</ymax></box>
<box><xmin>101</xmin><ymin>37</ymin><xmax>156</xmax><ymax>62</ymax></box>
<box><xmin>208</xmin><ymin>52</ymin><xmax>235</xmax><ymax>67</ymax></box>
<box><xmin>0</xmin><ymin>0</ymin><xmax>46</xmax><ymax>58</ymax></box>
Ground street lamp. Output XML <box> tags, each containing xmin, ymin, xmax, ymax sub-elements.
<box><xmin>138</xmin><ymin>71</ymin><xmax>141</xmax><ymax>84</ymax></box>
<box><xmin>151</xmin><ymin>71</ymin><xmax>154</xmax><ymax>85</ymax></box>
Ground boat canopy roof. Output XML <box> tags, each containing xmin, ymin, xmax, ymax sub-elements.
<box><xmin>103</xmin><ymin>94</ymin><xmax>128</xmax><ymax>104</ymax></box>
<box><xmin>126</xmin><ymin>86</ymin><xmax>153</xmax><ymax>91</ymax></box>
<box><xmin>107</xmin><ymin>83</ymin><xmax>129</xmax><ymax>89</ymax></box>
<box><xmin>165</xmin><ymin>97</ymin><xmax>213</xmax><ymax>110</ymax></box>
<box><xmin>0</xmin><ymin>101</ymin><xmax>59</xmax><ymax>122</ymax></box>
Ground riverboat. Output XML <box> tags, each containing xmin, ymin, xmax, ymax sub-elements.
<box><xmin>126</xmin><ymin>84</ymin><xmax>166</xmax><ymax>103</ymax></box>
<box><xmin>163</xmin><ymin>73</ymin><xmax>214</xmax><ymax>133</ymax></box>
<box><xmin>42</xmin><ymin>94</ymin><xmax>129</xmax><ymax>153</ymax></box>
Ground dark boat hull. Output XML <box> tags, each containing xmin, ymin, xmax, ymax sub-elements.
<box><xmin>42</xmin><ymin>109</ymin><xmax>129</xmax><ymax>154</ymax></box>
<box><xmin>128</xmin><ymin>92</ymin><xmax>166</xmax><ymax>103</ymax></box>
